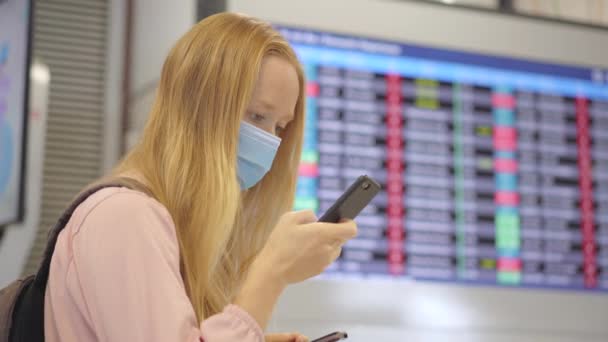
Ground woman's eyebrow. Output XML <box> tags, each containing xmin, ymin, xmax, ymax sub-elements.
<box><xmin>258</xmin><ymin>99</ymin><xmax>293</xmax><ymax>122</ymax></box>
<box><xmin>258</xmin><ymin>99</ymin><xmax>276</xmax><ymax>112</ymax></box>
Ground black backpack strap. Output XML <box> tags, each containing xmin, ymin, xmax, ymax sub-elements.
<box><xmin>33</xmin><ymin>177</ymin><xmax>149</xmax><ymax>289</ymax></box>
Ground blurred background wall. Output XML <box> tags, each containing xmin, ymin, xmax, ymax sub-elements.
<box><xmin>1</xmin><ymin>0</ymin><xmax>120</xmax><ymax>280</ymax></box>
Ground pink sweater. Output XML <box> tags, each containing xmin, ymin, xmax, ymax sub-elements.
<box><xmin>44</xmin><ymin>187</ymin><xmax>264</xmax><ymax>342</ymax></box>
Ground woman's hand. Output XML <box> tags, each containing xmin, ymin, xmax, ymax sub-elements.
<box><xmin>265</xmin><ymin>332</ymin><xmax>309</xmax><ymax>342</ymax></box>
<box><xmin>256</xmin><ymin>210</ymin><xmax>358</xmax><ymax>286</ymax></box>
<box><xmin>235</xmin><ymin>210</ymin><xmax>357</xmax><ymax>331</ymax></box>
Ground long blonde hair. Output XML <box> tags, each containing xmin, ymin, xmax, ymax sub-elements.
<box><xmin>113</xmin><ymin>13</ymin><xmax>305</xmax><ymax>321</ymax></box>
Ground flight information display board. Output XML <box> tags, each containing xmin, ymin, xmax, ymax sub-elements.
<box><xmin>282</xmin><ymin>26</ymin><xmax>608</xmax><ymax>291</ymax></box>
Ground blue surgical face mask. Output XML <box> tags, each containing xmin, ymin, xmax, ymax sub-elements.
<box><xmin>237</xmin><ymin>121</ymin><xmax>281</xmax><ymax>190</ymax></box>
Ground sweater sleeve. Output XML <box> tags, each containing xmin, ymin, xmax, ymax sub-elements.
<box><xmin>70</xmin><ymin>189</ymin><xmax>264</xmax><ymax>342</ymax></box>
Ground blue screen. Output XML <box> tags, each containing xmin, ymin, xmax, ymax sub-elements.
<box><xmin>0</xmin><ymin>0</ymin><xmax>30</xmax><ymax>225</ymax></box>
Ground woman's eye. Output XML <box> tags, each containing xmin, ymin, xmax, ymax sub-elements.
<box><xmin>251</xmin><ymin>113</ymin><xmax>266</xmax><ymax>122</ymax></box>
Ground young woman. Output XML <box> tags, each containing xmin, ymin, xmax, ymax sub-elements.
<box><xmin>44</xmin><ymin>12</ymin><xmax>357</xmax><ymax>342</ymax></box>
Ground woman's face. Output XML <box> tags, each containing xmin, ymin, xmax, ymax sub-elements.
<box><xmin>244</xmin><ymin>55</ymin><xmax>299</xmax><ymax>137</ymax></box>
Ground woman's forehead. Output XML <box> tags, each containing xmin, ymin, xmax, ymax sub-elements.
<box><xmin>250</xmin><ymin>56</ymin><xmax>299</xmax><ymax>121</ymax></box>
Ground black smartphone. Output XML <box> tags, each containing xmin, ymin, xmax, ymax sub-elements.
<box><xmin>311</xmin><ymin>331</ymin><xmax>348</xmax><ymax>342</ymax></box>
<box><xmin>318</xmin><ymin>175</ymin><xmax>381</xmax><ymax>223</ymax></box>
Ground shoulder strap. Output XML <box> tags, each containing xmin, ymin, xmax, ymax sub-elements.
<box><xmin>33</xmin><ymin>177</ymin><xmax>150</xmax><ymax>289</ymax></box>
